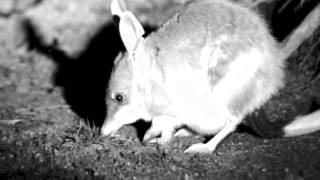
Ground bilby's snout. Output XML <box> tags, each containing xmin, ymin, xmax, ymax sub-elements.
<box><xmin>101</xmin><ymin>117</ymin><xmax>122</xmax><ymax>136</ymax></box>
<box><xmin>101</xmin><ymin>103</ymin><xmax>151</xmax><ymax>137</ymax></box>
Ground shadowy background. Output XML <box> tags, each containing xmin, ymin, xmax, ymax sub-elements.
<box><xmin>22</xmin><ymin>20</ymin><xmax>123</xmax><ymax>128</ymax></box>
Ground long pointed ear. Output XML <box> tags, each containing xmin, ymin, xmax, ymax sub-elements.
<box><xmin>111</xmin><ymin>0</ymin><xmax>127</xmax><ymax>17</ymax></box>
<box><xmin>119</xmin><ymin>11</ymin><xmax>145</xmax><ymax>55</ymax></box>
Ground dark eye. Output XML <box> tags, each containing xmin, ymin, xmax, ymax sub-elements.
<box><xmin>114</xmin><ymin>93</ymin><xmax>124</xmax><ymax>103</ymax></box>
<box><xmin>115</xmin><ymin>94</ymin><xmax>123</xmax><ymax>102</ymax></box>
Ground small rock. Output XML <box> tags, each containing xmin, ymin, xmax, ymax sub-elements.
<box><xmin>170</xmin><ymin>165</ymin><xmax>176</xmax><ymax>172</ymax></box>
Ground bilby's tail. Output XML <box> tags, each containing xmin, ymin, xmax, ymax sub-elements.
<box><xmin>283</xmin><ymin>110</ymin><xmax>320</xmax><ymax>137</ymax></box>
<box><xmin>246</xmin><ymin>109</ymin><xmax>320</xmax><ymax>138</ymax></box>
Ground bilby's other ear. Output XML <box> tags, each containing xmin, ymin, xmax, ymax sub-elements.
<box><xmin>111</xmin><ymin>0</ymin><xmax>127</xmax><ymax>18</ymax></box>
<box><xmin>119</xmin><ymin>11</ymin><xmax>145</xmax><ymax>55</ymax></box>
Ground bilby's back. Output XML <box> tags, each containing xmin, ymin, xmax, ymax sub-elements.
<box><xmin>145</xmin><ymin>0</ymin><xmax>281</xmax><ymax>68</ymax></box>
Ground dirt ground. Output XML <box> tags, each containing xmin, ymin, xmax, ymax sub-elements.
<box><xmin>0</xmin><ymin>23</ymin><xmax>320</xmax><ymax>180</ymax></box>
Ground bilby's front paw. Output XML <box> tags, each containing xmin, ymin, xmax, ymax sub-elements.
<box><xmin>184</xmin><ymin>143</ymin><xmax>215</xmax><ymax>154</ymax></box>
<box><xmin>143</xmin><ymin>127</ymin><xmax>160</xmax><ymax>143</ymax></box>
<box><xmin>174</xmin><ymin>129</ymin><xmax>193</xmax><ymax>137</ymax></box>
<box><xmin>143</xmin><ymin>126</ymin><xmax>173</xmax><ymax>145</ymax></box>
<box><xmin>147</xmin><ymin>137</ymin><xmax>171</xmax><ymax>145</ymax></box>
<box><xmin>143</xmin><ymin>115</ymin><xmax>178</xmax><ymax>145</ymax></box>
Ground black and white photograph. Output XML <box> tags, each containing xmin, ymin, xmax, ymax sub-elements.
<box><xmin>0</xmin><ymin>0</ymin><xmax>319</xmax><ymax>179</ymax></box>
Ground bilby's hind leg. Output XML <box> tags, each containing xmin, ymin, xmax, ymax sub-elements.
<box><xmin>184</xmin><ymin>115</ymin><xmax>242</xmax><ymax>153</ymax></box>
<box><xmin>143</xmin><ymin>115</ymin><xmax>180</xmax><ymax>145</ymax></box>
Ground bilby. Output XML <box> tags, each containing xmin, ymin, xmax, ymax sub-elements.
<box><xmin>101</xmin><ymin>0</ymin><xmax>320</xmax><ymax>153</ymax></box>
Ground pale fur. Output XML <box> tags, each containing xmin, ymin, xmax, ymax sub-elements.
<box><xmin>284</xmin><ymin>110</ymin><xmax>320</xmax><ymax>137</ymax></box>
<box><xmin>101</xmin><ymin>0</ymin><xmax>320</xmax><ymax>153</ymax></box>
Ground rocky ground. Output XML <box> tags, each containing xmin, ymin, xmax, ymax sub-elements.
<box><xmin>0</xmin><ymin>0</ymin><xmax>320</xmax><ymax>179</ymax></box>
